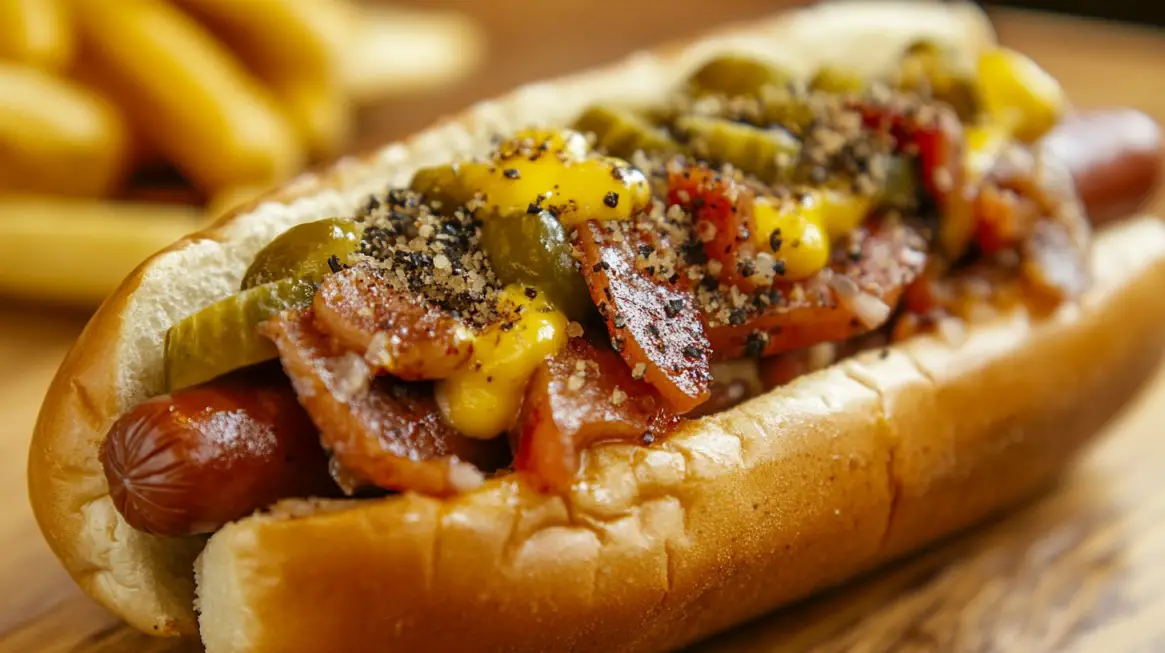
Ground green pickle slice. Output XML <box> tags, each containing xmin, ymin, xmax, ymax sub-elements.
<box><xmin>241</xmin><ymin>218</ymin><xmax>362</xmax><ymax>290</ymax></box>
<box><xmin>688</xmin><ymin>55</ymin><xmax>791</xmax><ymax>98</ymax></box>
<box><xmin>573</xmin><ymin>105</ymin><xmax>683</xmax><ymax>159</ymax></box>
<box><xmin>896</xmin><ymin>40</ymin><xmax>981</xmax><ymax>121</ymax></box>
<box><xmin>676</xmin><ymin>115</ymin><xmax>801</xmax><ymax>182</ymax></box>
<box><xmin>479</xmin><ymin>210</ymin><xmax>593</xmax><ymax>322</ymax></box>
<box><xmin>164</xmin><ymin>278</ymin><xmax>315</xmax><ymax>391</ymax></box>
<box><xmin>810</xmin><ymin>66</ymin><xmax>866</xmax><ymax>95</ymax></box>
<box><xmin>879</xmin><ymin>156</ymin><xmax>920</xmax><ymax>209</ymax></box>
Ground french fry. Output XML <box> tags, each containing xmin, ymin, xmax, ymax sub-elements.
<box><xmin>0</xmin><ymin>0</ymin><xmax>74</xmax><ymax>70</ymax></box>
<box><xmin>68</xmin><ymin>55</ymin><xmax>165</xmax><ymax>170</ymax></box>
<box><xmin>67</xmin><ymin>0</ymin><xmax>304</xmax><ymax>198</ymax></box>
<box><xmin>341</xmin><ymin>6</ymin><xmax>485</xmax><ymax>103</ymax></box>
<box><xmin>0</xmin><ymin>63</ymin><xmax>129</xmax><ymax>197</ymax></box>
<box><xmin>172</xmin><ymin>0</ymin><xmax>352</xmax><ymax>158</ymax></box>
<box><xmin>0</xmin><ymin>196</ymin><xmax>204</xmax><ymax>305</ymax></box>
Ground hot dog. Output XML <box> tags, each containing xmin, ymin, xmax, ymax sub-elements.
<box><xmin>100</xmin><ymin>369</ymin><xmax>339</xmax><ymax>536</ymax></box>
<box><xmin>1041</xmin><ymin>108</ymin><xmax>1162</xmax><ymax>225</ymax></box>
<box><xmin>26</xmin><ymin>4</ymin><xmax>1165</xmax><ymax>652</ymax></box>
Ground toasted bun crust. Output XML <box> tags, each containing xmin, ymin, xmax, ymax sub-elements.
<box><xmin>33</xmin><ymin>2</ymin><xmax>1163</xmax><ymax>651</ymax></box>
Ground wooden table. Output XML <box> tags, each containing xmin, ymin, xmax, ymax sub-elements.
<box><xmin>3</xmin><ymin>4</ymin><xmax>1165</xmax><ymax>652</ymax></box>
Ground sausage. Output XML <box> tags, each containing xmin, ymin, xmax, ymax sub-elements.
<box><xmin>1040</xmin><ymin>108</ymin><xmax>1162</xmax><ymax>226</ymax></box>
<box><xmin>100</xmin><ymin>370</ymin><xmax>338</xmax><ymax>536</ymax></box>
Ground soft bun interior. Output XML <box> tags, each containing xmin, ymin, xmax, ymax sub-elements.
<box><xmin>27</xmin><ymin>1</ymin><xmax>995</xmax><ymax>636</ymax></box>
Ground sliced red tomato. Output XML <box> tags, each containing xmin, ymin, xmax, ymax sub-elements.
<box><xmin>667</xmin><ymin>165</ymin><xmax>756</xmax><ymax>279</ymax></box>
<box><xmin>514</xmin><ymin>338</ymin><xmax>682</xmax><ymax>491</ymax></box>
<box><xmin>858</xmin><ymin>103</ymin><xmax>964</xmax><ymax>200</ymax></box>
<box><xmin>575</xmin><ymin>219</ymin><xmax>713</xmax><ymax>413</ymax></box>
<box><xmin>706</xmin><ymin>218</ymin><xmax>928</xmax><ymax>359</ymax></box>
<box><xmin>260</xmin><ymin>310</ymin><xmax>508</xmax><ymax>496</ymax></box>
<box><xmin>973</xmin><ymin>183</ymin><xmax>1043</xmax><ymax>256</ymax></box>
<box><xmin>858</xmin><ymin>102</ymin><xmax>974</xmax><ymax>258</ymax></box>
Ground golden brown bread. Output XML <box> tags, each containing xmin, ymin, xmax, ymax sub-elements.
<box><xmin>28</xmin><ymin>2</ymin><xmax>1165</xmax><ymax>651</ymax></box>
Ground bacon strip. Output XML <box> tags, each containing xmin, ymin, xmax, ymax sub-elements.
<box><xmin>260</xmin><ymin>310</ymin><xmax>506</xmax><ymax>496</ymax></box>
<box><xmin>313</xmin><ymin>265</ymin><xmax>473</xmax><ymax>380</ymax></box>
<box><xmin>706</xmin><ymin>218</ymin><xmax>928</xmax><ymax>359</ymax></box>
<box><xmin>514</xmin><ymin>338</ymin><xmax>681</xmax><ymax>491</ymax></box>
<box><xmin>574</xmin><ymin>220</ymin><xmax>713</xmax><ymax>413</ymax></box>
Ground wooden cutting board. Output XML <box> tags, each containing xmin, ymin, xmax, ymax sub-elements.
<box><xmin>3</xmin><ymin>5</ymin><xmax>1165</xmax><ymax>652</ymax></box>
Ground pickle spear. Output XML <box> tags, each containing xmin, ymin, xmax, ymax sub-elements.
<box><xmin>573</xmin><ymin>105</ymin><xmax>683</xmax><ymax>159</ymax></box>
<box><xmin>479</xmin><ymin>210</ymin><xmax>593</xmax><ymax>322</ymax></box>
<box><xmin>165</xmin><ymin>278</ymin><xmax>315</xmax><ymax>391</ymax></box>
<box><xmin>675</xmin><ymin>115</ymin><xmax>801</xmax><ymax>182</ymax></box>
<box><xmin>241</xmin><ymin>218</ymin><xmax>362</xmax><ymax>290</ymax></box>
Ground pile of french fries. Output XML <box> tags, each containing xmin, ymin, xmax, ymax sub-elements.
<box><xmin>0</xmin><ymin>0</ymin><xmax>482</xmax><ymax>305</ymax></box>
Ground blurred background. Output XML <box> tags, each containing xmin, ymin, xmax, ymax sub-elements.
<box><xmin>0</xmin><ymin>0</ymin><xmax>1161</xmax><ymax>309</ymax></box>
<box><xmin>3</xmin><ymin>0</ymin><xmax>1165</xmax><ymax>650</ymax></box>
<box><xmin>1</xmin><ymin>0</ymin><xmax>1162</xmax><ymax>309</ymax></box>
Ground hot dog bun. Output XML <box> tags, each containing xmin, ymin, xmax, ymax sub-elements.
<box><xmin>26</xmin><ymin>2</ymin><xmax>1165</xmax><ymax>650</ymax></box>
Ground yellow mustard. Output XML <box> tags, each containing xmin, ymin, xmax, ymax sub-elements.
<box><xmin>751</xmin><ymin>189</ymin><xmax>872</xmax><ymax>280</ymax></box>
<box><xmin>977</xmin><ymin>47</ymin><xmax>1065</xmax><ymax>143</ymax></box>
<box><xmin>411</xmin><ymin>128</ymin><xmax>651</xmax><ymax>225</ymax></box>
<box><xmin>435</xmin><ymin>284</ymin><xmax>568</xmax><ymax>439</ymax></box>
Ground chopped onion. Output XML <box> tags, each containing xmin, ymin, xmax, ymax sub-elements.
<box><xmin>447</xmin><ymin>460</ymin><xmax>486</xmax><ymax>493</ymax></box>
<box><xmin>829</xmin><ymin>274</ymin><xmax>892</xmax><ymax>330</ymax></box>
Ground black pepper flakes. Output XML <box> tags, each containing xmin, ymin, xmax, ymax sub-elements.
<box><xmin>642</xmin><ymin>431</ymin><xmax>656</xmax><ymax>445</ymax></box>
<box><xmin>647</xmin><ymin>323</ymin><xmax>660</xmax><ymax>337</ymax></box>
<box><xmin>772</xmin><ymin>260</ymin><xmax>787</xmax><ymax>276</ymax></box>
<box><xmin>769</xmin><ymin>228</ymin><xmax>783</xmax><ymax>252</ymax></box>
<box><xmin>503</xmin><ymin>168</ymin><xmax>521</xmax><ymax>179</ymax></box>
<box><xmin>638</xmin><ymin>244</ymin><xmax>655</xmax><ymax>257</ymax></box>
<box><xmin>664</xmin><ymin>298</ymin><xmax>685</xmax><ymax>318</ymax></box>
<box><xmin>524</xmin><ymin>287</ymin><xmax>538</xmax><ymax>299</ymax></box>
<box><xmin>683</xmin><ymin>344</ymin><xmax>702</xmax><ymax>358</ymax></box>
<box><xmin>326</xmin><ymin>255</ymin><xmax>343</xmax><ymax>273</ymax></box>
<box><xmin>604</xmin><ymin>191</ymin><xmax>619</xmax><ymax>208</ymax></box>
<box><xmin>526</xmin><ymin>203</ymin><xmax>541</xmax><ymax>214</ymax></box>
<box><xmin>743</xmin><ymin>332</ymin><xmax>767</xmax><ymax>358</ymax></box>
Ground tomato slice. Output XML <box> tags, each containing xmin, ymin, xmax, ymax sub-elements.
<box><xmin>667</xmin><ymin>165</ymin><xmax>756</xmax><ymax>281</ymax></box>
<box><xmin>260</xmin><ymin>310</ymin><xmax>507</xmax><ymax>496</ymax></box>
<box><xmin>858</xmin><ymin>102</ymin><xmax>973</xmax><ymax>258</ymax></box>
<box><xmin>575</xmin><ymin>219</ymin><xmax>713</xmax><ymax>413</ymax></box>
<box><xmin>706</xmin><ymin>218</ymin><xmax>927</xmax><ymax>359</ymax></box>
<box><xmin>514</xmin><ymin>338</ymin><xmax>681</xmax><ymax>491</ymax></box>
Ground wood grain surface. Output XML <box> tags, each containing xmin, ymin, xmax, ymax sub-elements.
<box><xmin>3</xmin><ymin>4</ymin><xmax>1165</xmax><ymax>652</ymax></box>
